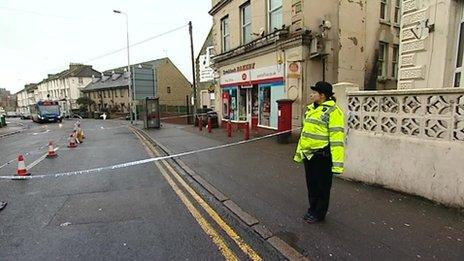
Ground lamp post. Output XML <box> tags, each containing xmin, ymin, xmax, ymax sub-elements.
<box><xmin>113</xmin><ymin>9</ymin><xmax>135</xmax><ymax>124</ymax></box>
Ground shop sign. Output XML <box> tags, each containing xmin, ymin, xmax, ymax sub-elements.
<box><xmin>250</xmin><ymin>65</ymin><xmax>284</xmax><ymax>81</ymax></box>
<box><xmin>199</xmin><ymin>54</ymin><xmax>214</xmax><ymax>82</ymax></box>
<box><xmin>220</xmin><ymin>65</ymin><xmax>283</xmax><ymax>86</ymax></box>
<box><xmin>220</xmin><ymin>70</ymin><xmax>251</xmax><ymax>85</ymax></box>
<box><xmin>222</xmin><ymin>63</ymin><xmax>256</xmax><ymax>75</ymax></box>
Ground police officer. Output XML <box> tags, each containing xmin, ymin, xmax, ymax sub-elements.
<box><xmin>294</xmin><ymin>81</ymin><xmax>345</xmax><ymax>223</ymax></box>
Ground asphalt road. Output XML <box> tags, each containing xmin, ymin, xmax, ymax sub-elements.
<box><xmin>0</xmin><ymin>118</ymin><xmax>282</xmax><ymax>260</ymax></box>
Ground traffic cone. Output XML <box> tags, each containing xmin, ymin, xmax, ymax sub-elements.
<box><xmin>17</xmin><ymin>155</ymin><xmax>30</xmax><ymax>176</ymax></box>
<box><xmin>47</xmin><ymin>141</ymin><xmax>58</xmax><ymax>158</ymax></box>
<box><xmin>68</xmin><ymin>133</ymin><xmax>77</xmax><ymax>148</ymax></box>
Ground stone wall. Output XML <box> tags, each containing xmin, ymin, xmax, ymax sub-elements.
<box><xmin>334</xmin><ymin>83</ymin><xmax>464</xmax><ymax>207</ymax></box>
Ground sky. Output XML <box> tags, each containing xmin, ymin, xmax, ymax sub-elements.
<box><xmin>0</xmin><ymin>0</ymin><xmax>213</xmax><ymax>94</ymax></box>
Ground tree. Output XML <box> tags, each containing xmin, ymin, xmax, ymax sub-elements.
<box><xmin>76</xmin><ymin>96</ymin><xmax>95</xmax><ymax>116</ymax></box>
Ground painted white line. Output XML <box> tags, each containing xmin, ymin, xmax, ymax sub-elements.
<box><xmin>27</xmin><ymin>147</ymin><xmax>60</xmax><ymax>170</ymax></box>
<box><xmin>32</xmin><ymin>129</ymin><xmax>51</xmax><ymax>135</ymax></box>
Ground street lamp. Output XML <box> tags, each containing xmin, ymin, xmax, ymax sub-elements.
<box><xmin>113</xmin><ymin>9</ymin><xmax>136</xmax><ymax>124</ymax></box>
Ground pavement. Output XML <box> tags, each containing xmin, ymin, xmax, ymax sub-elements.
<box><xmin>0</xmin><ymin>118</ymin><xmax>27</xmax><ymax>137</ymax></box>
<box><xmin>0</xmin><ymin>119</ymin><xmax>283</xmax><ymax>260</ymax></box>
<box><xmin>142</xmin><ymin>122</ymin><xmax>464</xmax><ymax>260</ymax></box>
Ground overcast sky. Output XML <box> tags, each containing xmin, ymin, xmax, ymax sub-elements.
<box><xmin>0</xmin><ymin>0</ymin><xmax>212</xmax><ymax>94</ymax></box>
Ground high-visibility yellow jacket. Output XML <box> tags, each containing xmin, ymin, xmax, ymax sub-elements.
<box><xmin>294</xmin><ymin>100</ymin><xmax>345</xmax><ymax>174</ymax></box>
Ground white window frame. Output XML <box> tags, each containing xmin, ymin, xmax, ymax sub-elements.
<box><xmin>380</xmin><ymin>0</ymin><xmax>389</xmax><ymax>22</ymax></box>
<box><xmin>378</xmin><ymin>42</ymin><xmax>388</xmax><ymax>78</ymax></box>
<box><xmin>454</xmin><ymin>4</ymin><xmax>464</xmax><ymax>87</ymax></box>
<box><xmin>268</xmin><ymin>0</ymin><xmax>283</xmax><ymax>32</ymax></box>
<box><xmin>221</xmin><ymin>16</ymin><xmax>230</xmax><ymax>52</ymax></box>
<box><xmin>241</xmin><ymin>2</ymin><xmax>252</xmax><ymax>44</ymax></box>
<box><xmin>392</xmin><ymin>44</ymin><xmax>399</xmax><ymax>79</ymax></box>
<box><xmin>394</xmin><ymin>0</ymin><xmax>401</xmax><ymax>25</ymax></box>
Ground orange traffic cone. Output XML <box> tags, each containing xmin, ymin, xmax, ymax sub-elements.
<box><xmin>68</xmin><ymin>133</ymin><xmax>77</xmax><ymax>148</ymax></box>
<box><xmin>47</xmin><ymin>141</ymin><xmax>58</xmax><ymax>158</ymax></box>
<box><xmin>17</xmin><ymin>155</ymin><xmax>30</xmax><ymax>176</ymax></box>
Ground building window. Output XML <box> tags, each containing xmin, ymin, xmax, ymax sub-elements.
<box><xmin>394</xmin><ymin>0</ymin><xmax>401</xmax><ymax>24</ymax></box>
<box><xmin>380</xmin><ymin>0</ymin><xmax>389</xmax><ymax>21</ymax></box>
<box><xmin>120</xmin><ymin>89</ymin><xmax>124</xmax><ymax>97</ymax></box>
<box><xmin>103</xmin><ymin>91</ymin><xmax>106</xmax><ymax>98</ymax></box>
<box><xmin>78</xmin><ymin>77</ymin><xmax>83</xmax><ymax>84</ymax></box>
<box><xmin>392</xmin><ymin>45</ymin><xmax>399</xmax><ymax>79</ymax></box>
<box><xmin>454</xmin><ymin>6</ymin><xmax>464</xmax><ymax>87</ymax></box>
<box><xmin>115</xmin><ymin>89</ymin><xmax>118</xmax><ymax>97</ymax></box>
<box><xmin>221</xmin><ymin>16</ymin><xmax>230</xmax><ymax>52</ymax></box>
<box><xmin>269</xmin><ymin>0</ymin><xmax>283</xmax><ymax>31</ymax></box>
<box><xmin>167</xmin><ymin>86</ymin><xmax>171</xmax><ymax>94</ymax></box>
<box><xmin>241</xmin><ymin>2</ymin><xmax>252</xmax><ymax>44</ymax></box>
<box><xmin>378</xmin><ymin>42</ymin><xmax>388</xmax><ymax>77</ymax></box>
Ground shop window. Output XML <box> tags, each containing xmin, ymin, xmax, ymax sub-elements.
<box><xmin>454</xmin><ymin>5</ymin><xmax>464</xmax><ymax>87</ymax></box>
<box><xmin>222</xmin><ymin>87</ymin><xmax>238</xmax><ymax>120</ymax></box>
<box><xmin>269</xmin><ymin>0</ymin><xmax>283</xmax><ymax>31</ymax></box>
<box><xmin>241</xmin><ymin>2</ymin><xmax>252</xmax><ymax>44</ymax></box>
<box><xmin>259</xmin><ymin>84</ymin><xmax>285</xmax><ymax>128</ymax></box>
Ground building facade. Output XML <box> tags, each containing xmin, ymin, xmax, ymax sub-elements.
<box><xmin>36</xmin><ymin>63</ymin><xmax>101</xmax><ymax>116</ymax></box>
<box><xmin>0</xmin><ymin>88</ymin><xmax>15</xmax><ymax>111</ymax></box>
<box><xmin>82</xmin><ymin>72</ymin><xmax>131</xmax><ymax>115</ymax></box>
<box><xmin>82</xmin><ymin>58</ymin><xmax>192</xmax><ymax>116</ymax></box>
<box><xmin>209</xmin><ymin>0</ymin><xmax>401</xmax><ymax>131</ymax></box>
<box><xmin>398</xmin><ymin>0</ymin><xmax>464</xmax><ymax>89</ymax></box>
<box><xmin>16</xmin><ymin>83</ymin><xmax>38</xmax><ymax>116</ymax></box>
<box><xmin>196</xmin><ymin>28</ymin><xmax>216</xmax><ymax>109</ymax></box>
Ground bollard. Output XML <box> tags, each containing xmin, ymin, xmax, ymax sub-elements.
<box><xmin>208</xmin><ymin>118</ymin><xmax>212</xmax><ymax>133</ymax></box>
<box><xmin>199</xmin><ymin>117</ymin><xmax>203</xmax><ymax>131</ymax></box>
<box><xmin>244</xmin><ymin>122</ymin><xmax>250</xmax><ymax>140</ymax></box>
<box><xmin>227</xmin><ymin>120</ymin><xmax>232</xmax><ymax>138</ymax></box>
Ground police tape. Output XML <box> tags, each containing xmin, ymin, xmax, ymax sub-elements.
<box><xmin>0</xmin><ymin>127</ymin><xmax>302</xmax><ymax>180</ymax></box>
<box><xmin>159</xmin><ymin>113</ymin><xmax>208</xmax><ymax>120</ymax></box>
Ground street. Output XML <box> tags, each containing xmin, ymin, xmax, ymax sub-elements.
<box><xmin>0</xmin><ymin>118</ymin><xmax>283</xmax><ymax>260</ymax></box>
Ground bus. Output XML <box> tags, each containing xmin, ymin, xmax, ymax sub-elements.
<box><xmin>31</xmin><ymin>100</ymin><xmax>62</xmax><ymax>123</ymax></box>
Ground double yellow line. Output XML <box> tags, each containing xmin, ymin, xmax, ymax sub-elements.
<box><xmin>132</xmin><ymin>129</ymin><xmax>262</xmax><ymax>261</ymax></box>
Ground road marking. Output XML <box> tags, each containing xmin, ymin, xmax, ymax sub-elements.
<box><xmin>27</xmin><ymin>147</ymin><xmax>60</xmax><ymax>170</ymax></box>
<box><xmin>32</xmin><ymin>129</ymin><xmax>51</xmax><ymax>135</ymax></box>
<box><xmin>133</xmin><ymin>129</ymin><xmax>262</xmax><ymax>261</ymax></box>
<box><xmin>135</xmin><ymin>132</ymin><xmax>238</xmax><ymax>260</ymax></box>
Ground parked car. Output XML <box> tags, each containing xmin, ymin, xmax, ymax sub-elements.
<box><xmin>20</xmin><ymin>112</ymin><xmax>31</xmax><ymax>120</ymax></box>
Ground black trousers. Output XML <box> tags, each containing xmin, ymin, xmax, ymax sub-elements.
<box><xmin>303</xmin><ymin>153</ymin><xmax>333</xmax><ymax>220</ymax></box>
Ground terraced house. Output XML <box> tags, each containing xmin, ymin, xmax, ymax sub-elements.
<box><xmin>36</xmin><ymin>63</ymin><xmax>101</xmax><ymax>116</ymax></box>
<box><xmin>209</xmin><ymin>0</ymin><xmax>402</xmax><ymax>132</ymax></box>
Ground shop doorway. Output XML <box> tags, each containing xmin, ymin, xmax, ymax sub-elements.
<box><xmin>247</xmin><ymin>85</ymin><xmax>258</xmax><ymax>129</ymax></box>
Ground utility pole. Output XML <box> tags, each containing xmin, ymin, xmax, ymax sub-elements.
<box><xmin>189</xmin><ymin>21</ymin><xmax>197</xmax><ymax>121</ymax></box>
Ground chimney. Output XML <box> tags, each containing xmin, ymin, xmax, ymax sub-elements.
<box><xmin>69</xmin><ymin>63</ymin><xmax>84</xmax><ymax>71</ymax></box>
